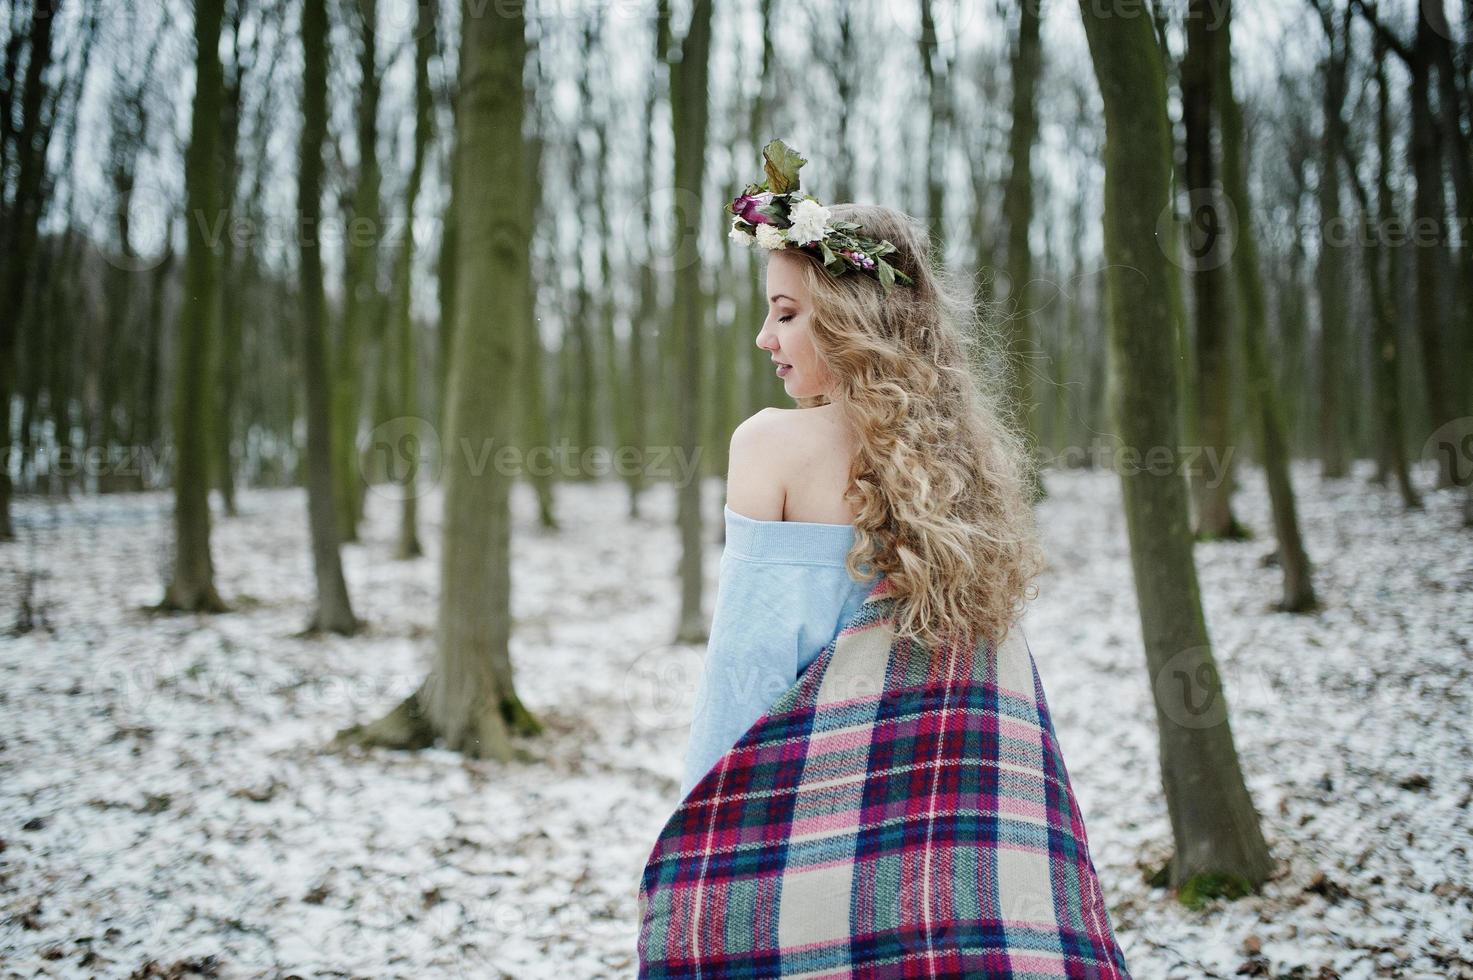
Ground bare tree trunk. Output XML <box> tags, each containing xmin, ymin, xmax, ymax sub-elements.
<box><xmin>335</xmin><ymin>0</ymin><xmax>540</xmax><ymax>759</ymax></box>
<box><xmin>298</xmin><ymin>0</ymin><xmax>358</xmax><ymax>635</ymax></box>
<box><xmin>336</xmin><ymin>0</ymin><xmax>384</xmax><ymax>543</ymax></box>
<box><xmin>1183</xmin><ymin>0</ymin><xmax>1247</xmax><ymax>540</ymax></box>
<box><xmin>215</xmin><ymin>5</ymin><xmax>250</xmax><ymax>516</ymax></box>
<box><xmin>0</xmin><ymin>0</ymin><xmax>60</xmax><ymax>541</ymax></box>
<box><xmin>669</xmin><ymin>0</ymin><xmax>713</xmax><ymax>645</ymax></box>
<box><xmin>520</xmin><ymin>46</ymin><xmax>556</xmax><ymax>530</ymax></box>
<box><xmin>625</xmin><ymin>5</ymin><xmax>669</xmax><ymax>521</ymax></box>
<box><xmin>1001</xmin><ymin>0</ymin><xmax>1045</xmax><ymax>498</ymax></box>
<box><xmin>160</xmin><ymin>0</ymin><xmax>229</xmax><ymax>612</ymax></box>
<box><xmin>1216</xmin><ymin>2</ymin><xmax>1317</xmax><ymax>613</ymax></box>
<box><xmin>918</xmin><ymin>0</ymin><xmax>951</xmax><ymax>253</ymax></box>
<box><xmin>1427</xmin><ymin>0</ymin><xmax>1473</xmax><ymax>418</ymax></box>
<box><xmin>391</xmin><ymin>0</ymin><xmax>436</xmax><ymax>561</ymax></box>
<box><xmin>1349</xmin><ymin>2</ymin><xmax>1463</xmax><ymax>482</ymax></box>
<box><xmin>1351</xmin><ymin>30</ymin><xmax>1422</xmax><ymax>509</ymax></box>
<box><xmin>1078</xmin><ymin>0</ymin><xmax>1275</xmax><ymax>900</ymax></box>
<box><xmin>740</xmin><ymin>0</ymin><xmax>774</xmax><ymax>428</ymax></box>
<box><xmin>1408</xmin><ymin>14</ymin><xmax>1456</xmax><ymax>485</ymax></box>
<box><xmin>1315</xmin><ymin>0</ymin><xmax>1351</xmax><ymax>479</ymax></box>
<box><xmin>590</xmin><ymin>28</ymin><xmax>635</xmax><ymax>515</ymax></box>
<box><xmin>568</xmin><ymin>18</ymin><xmax>598</xmax><ymax>471</ymax></box>
<box><xmin>436</xmin><ymin>84</ymin><xmax>460</xmax><ymax>444</ymax></box>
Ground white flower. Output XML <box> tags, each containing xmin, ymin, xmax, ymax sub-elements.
<box><xmin>729</xmin><ymin>224</ymin><xmax>755</xmax><ymax>247</ymax></box>
<box><xmin>755</xmin><ymin>223</ymin><xmax>787</xmax><ymax>250</ymax></box>
<box><xmin>787</xmin><ymin>198</ymin><xmax>832</xmax><ymax>245</ymax></box>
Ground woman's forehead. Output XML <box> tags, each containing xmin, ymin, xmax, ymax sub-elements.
<box><xmin>765</xmin><ymin>253</ymin><xmax>806</xmax><ymax>295</ymax></box>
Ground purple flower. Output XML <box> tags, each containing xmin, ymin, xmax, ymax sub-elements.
<box><xmin>842</xmin><ymin>249</ymin><xmax>876</xmax><ymax>270</ymax></box>
<box><xmin>731</xmin><ymin>191</ymin><xmax>776</xmax><ymax>225</ymax></box>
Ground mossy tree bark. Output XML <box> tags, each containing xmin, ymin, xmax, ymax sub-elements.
<box><xmin>161</xmin><ymin>0</ymin><xmax>228</xmax><ymax>612</ymax></box>
<box><xmin>1078</xmin><ymin>0</ymin><xmax>1275</xmax><ymax>900</ymax></box>
<box><xmin>335</xmin><ymin>0</ymin><xmax>540</xmax><ymax>759</ymax></box>
<box><xmin>518</xmin><ymin>36</ymin><xmax>556</xmax><ymax>529</ymax></box>
<box><xmin>389</xmin><ymin>0</ymin><xmax>436</xmax><ymax>561</ymax></box>
<box><xmin>669</xmin><ymin>0</ymin><xmax>713</xmax><ymax>645</ymax></box>
<box><xmin>298</xmin><ymin>0</ymin><xmax>359</xmax><ymax>635</ymax></box>
<box><xmin>335</xmin><ymin>0</ymin><xmax>385</xmax><ymax>544</ymax></box>
<box><xmin>624</xmin><ymin>2</ymin><xmax>671</xmax><ymax>520</ymax></box>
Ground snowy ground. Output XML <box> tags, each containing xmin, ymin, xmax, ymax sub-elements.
<box><xmin>1</xmin><ymin>460</ymin><xmax>1470</xmax><ymax>978</ymax></box>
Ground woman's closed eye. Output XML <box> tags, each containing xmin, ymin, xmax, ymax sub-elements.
<box><xmin>778</xmin><ymin>315</ymin><xmax>793</xmax><ymax>323</ymax></box>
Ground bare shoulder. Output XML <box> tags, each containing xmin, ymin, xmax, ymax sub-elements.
<box><xmin>725</xmin><ymin>409</ymin><xmax>793</xmax><ymax>521</ymax></box>
<box><xmin>726</xmin><ymin>407</ymin><xmax>849</xmax><ymax>521</ymax></box>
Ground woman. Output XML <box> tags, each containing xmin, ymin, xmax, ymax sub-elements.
<box><xmin>638</xmin><ymin>140</ymin><xmax>1131</xmax><ymax>978</ymax></box>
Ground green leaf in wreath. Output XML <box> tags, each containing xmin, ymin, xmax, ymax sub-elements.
<box><xmin>762</xmin><ymin>139</ymin><xmax>806</xmax><ymax>195</ymax></box>
<box><xmin>877</xmin><ymin>258</ymin><xmax>897</xmax><ymax>293</ymax></box>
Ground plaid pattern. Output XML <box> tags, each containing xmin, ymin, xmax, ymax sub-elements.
<box><xmin>637</xmin><ymin>575</ymin><xmax>1132</xmax><ymax>978</ymax></box>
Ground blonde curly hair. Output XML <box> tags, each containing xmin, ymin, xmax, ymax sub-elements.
<box><xmin>768</xmin><ymin>202</ymin><xmax>1045</xmax><ymax>655</ymax></box>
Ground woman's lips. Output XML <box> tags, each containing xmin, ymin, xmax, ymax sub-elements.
<box><xmin>776</xmin><ymin>363</ymin><xmax>792</xmax><ymax>377</ymax></box>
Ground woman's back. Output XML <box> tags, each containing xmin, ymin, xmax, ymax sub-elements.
<box><xmin>763</xmin><ymin>403</ymin><xmax>860</xmax><ymax>525</ymax></box>
<box><xmin>724</xmin><ymin>403</ymin><xmax>859</xmax><ymax>525</ymax></box>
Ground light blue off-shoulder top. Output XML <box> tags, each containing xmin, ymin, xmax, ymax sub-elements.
<box><xmin>679</xmin><ymin>504</ymin><xmax>882</xmax><ymax>799</ymax></box>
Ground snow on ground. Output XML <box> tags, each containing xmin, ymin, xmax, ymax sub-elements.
<box><xmin>1</xmin><ymin>460</ymin><xmax>1469</xmax><ymax>978</ymax></box>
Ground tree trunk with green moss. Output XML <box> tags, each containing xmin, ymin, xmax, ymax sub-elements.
<box><xmin>519</xmin><ymin>48</ymin><xmax>556</xmax><ymax>530</ymax></box>
<box><xmin>390</xmin><ymin>0</ymin><xmax>436</xmax><ymax>560</ymax></box>
<box><xmin>1078</xmin><ymin>0</ymin><xmax>1274</xmax><ymax>901</ymax></box>
<box><xmin>670</xmin><ymin>0</ymin><xmax>713</xmax><ymax>645</ymax></box>
<box><xmin>298</xmin><ymin>0</ymin><xmax>359</xmax><ymax>635</ymax></box>
<box><xmin>336</xmin><ymin>0</ymin><xmax>384</xmax><ymax>543</ymax></box>
<box><xmin>335</xmin><ymin>0</ymin><xmax>539</xmax><ymax>759</ymax></box>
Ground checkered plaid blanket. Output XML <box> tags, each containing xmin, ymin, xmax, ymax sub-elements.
<box><xmin>637</xmin><ymin>575</ymin><xmax>1132</xmax><ymax>978</ymax></box>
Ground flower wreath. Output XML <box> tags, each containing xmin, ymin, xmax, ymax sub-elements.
<box><xmin>726</xmin><ymin>138</ymin><xmax>917</xmax><ymax>296</ymax></box>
